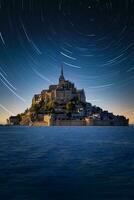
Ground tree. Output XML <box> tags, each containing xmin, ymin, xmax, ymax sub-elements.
<box><xmin>66</xmin><ymin>101</ymin><xmax>75</xmax><ymax>112</ymax></box>
<box><xmin>30</xmin><ymin>104</ymin><xmax>40</xmax><ymax>112</ymax></box>
<box><xmin>44</xmin><ymin>100</ymin><xmax>56</xmax><ymax>113</ymax></box>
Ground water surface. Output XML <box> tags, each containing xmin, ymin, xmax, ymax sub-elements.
<box><xmin>0</xmin><ymin>126</ymin><xmax>134</xmax><ymax>200</ymax></box>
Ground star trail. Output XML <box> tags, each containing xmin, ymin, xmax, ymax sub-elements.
<box><xmin>0</xmin><ymin>0</ymin><xmax>134</xmax><ymax>123</ymax></box>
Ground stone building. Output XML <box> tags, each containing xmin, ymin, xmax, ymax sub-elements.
<box><xmin>8</xmin><ymin>66</ymin><xmax>128</xmax><ymax>126</ymax></box>
<box><xmin>32</xmin><ymin>66</ymin><xmax>86</xmax><ymax>105</ymax></box>
<box><xmin>8</xmin><ymin>116</ymin><xmax>20</xmax><ymax>125</ymax></box>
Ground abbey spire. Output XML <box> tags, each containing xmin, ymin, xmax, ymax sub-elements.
<box><xmin>59</xmin><ymin>64</ymin><xmax>65</xmax><ymax>83</ymax></box>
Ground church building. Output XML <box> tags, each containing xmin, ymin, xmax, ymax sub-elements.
<box><xmin>32</xmin><ymin>66</ymin><xmax>86</xmax><ymax>105</ymax></box>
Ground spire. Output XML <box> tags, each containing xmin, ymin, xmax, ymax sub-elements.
<box><xmin>59</xmin><ymin>64</ymin><xmax>65</xmax><ymax>83</ymax></box>
<box><xmin>61</xmin><ymin>64</ymin><xmax>64</xmax><ymax>77</ymax></box>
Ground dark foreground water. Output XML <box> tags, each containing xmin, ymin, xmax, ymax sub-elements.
<box><xmin>0</xmin><ymin>126</ymin><xmax>134</xmax><ymax>200</ymax></box>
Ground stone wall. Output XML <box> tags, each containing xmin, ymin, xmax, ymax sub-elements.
<box><xmin>52</xmin><ymin>119</ymin><xmax>86</xmax><ymax>126</ymax></box>
<box><xmin>32</xmin><ymin>121</ymin><xmax>48</xmax><ymax>126</ymax></box>
<box><xmin>44</xmin><ymin>115</ymin><xmax>52</xmax><ymax>126</ymax></box>
<box><xmin>44</xmin><ymin>115</ymin><xmax>128</xmax><ymax>126</ymax></box>
<box><xmin>85</xmin><ymin>118</ymin><xmax>129</xmax><ymax>126</ymax></box>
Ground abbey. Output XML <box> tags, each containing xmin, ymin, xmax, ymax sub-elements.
<box><xmin>7</xmin><ymin>66</ymin><xmax>129</xmax><ymax>126</ymax></box>
<box><xmin>32</xmin><ymin>66</ymin><xmax>86</xmax><ymax>105</ymax></box>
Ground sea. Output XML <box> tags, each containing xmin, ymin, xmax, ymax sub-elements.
<box><xmin>0</xmin><ymin>126</ymin><xmax>134</xmax><ymax>200</ymax></box>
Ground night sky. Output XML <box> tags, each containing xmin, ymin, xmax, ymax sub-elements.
<box><xmin>0</xmin><ymin>0</ymin><xmax>134</xmax><ymax>124</ymax></box>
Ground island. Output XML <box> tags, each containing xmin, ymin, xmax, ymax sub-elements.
<box><xmin>7</xmin><ymin>66</ymin><xmax>129</xmax><ymax>126</ymax></box>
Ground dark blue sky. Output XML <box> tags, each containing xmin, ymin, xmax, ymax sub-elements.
<box><xmin>0</xmin><ymin>0</ymin><xmax>134</xmax><ymax>123</ymax></box>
